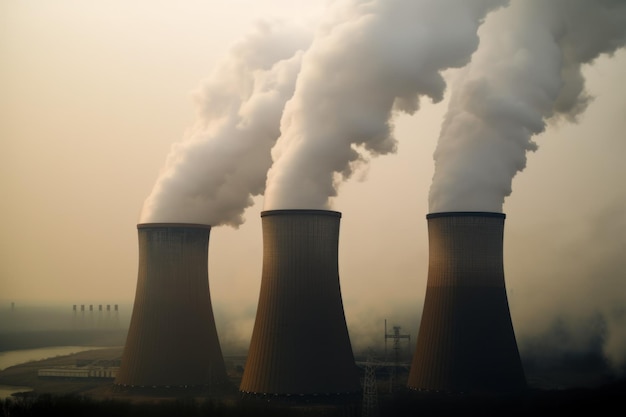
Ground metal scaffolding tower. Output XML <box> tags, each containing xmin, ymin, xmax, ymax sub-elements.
<box><xmin>384</xmin><ymin>320</ymin><xmax>410</xmax><ymax>392</ymax></box>
<box><xmin>361</xmin><ymin>350</ymin><xmax>379</xmax><ymax>417</ymax></box>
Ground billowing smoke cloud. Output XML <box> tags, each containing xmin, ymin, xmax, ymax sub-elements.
<box><xmin>136</xmin><ymin>0</ymin><xmax>626</xmax><ymax>382</ymax></box>
<box><xmin>429</xmin><ymin>0</ymin><xmax>626</xmax><ymax>213</ymax></box>
<box><xmin>426</xmin><ymin>0</ymin><xmax>626</xmax><ymax>377</ymax></box>
<box><xmin>511</xmin><ymin>198</ymin><xmax>626</xmax><ymax>377</ymax></box>
<box><xmin>140</xmin><ymin>21</ymin><xmax>312</xmax><ymax>226</ymax></box>
<box><xmin>141</xmin><ymin>0</ymin><xmax>509</xmax><ymax>222</ymax></box>
<box><xmin>263</xmin><ymin>0</ymin><xmax>508</xmax><ymax>210</ymax></box>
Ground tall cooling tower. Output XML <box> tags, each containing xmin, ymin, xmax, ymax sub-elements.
<box><xmin>115</xmin><ymin>223</ymin><xmax>228</xmax><ymax>389</ymax></box>
<box><xmin>240</xmin><ymin>209</ymin><xmax>361</xmax><ymax>398</ymax></box>
<box><xmin>407</xmin><ymin>212</ymin><xmax>526</xmax><ymax>393</ymax></box>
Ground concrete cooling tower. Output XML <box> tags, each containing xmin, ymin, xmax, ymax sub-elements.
<box><xmin>115</xmin><ymin>223</ymin><xmax>228</xmax><ymax>389</ymax></box>
<box><xmin>240</xmin><ymin>209</ymin><xmax>361</xmax><ymax>398</ymax></box>
<box><xmin>407</xmin><ymin>212</ymin><xmax>526</xmax><ymax>393</ymax></box>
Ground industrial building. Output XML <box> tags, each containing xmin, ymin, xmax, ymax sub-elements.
<box><xmin>240</xmin><ymin>209</ymin><xmax>361</xmax><ymax>398</ymax></box>
<box><xmin>407</xmin><ymin>212</ymin><xmax>526</xmax><ymax>393</ymax></box>
<box><xmin>38</xmin><ymin>366</ymin><xmax>118</xmax><ymax>379</ymax></box>
<box><xmin>115</xmin><ymin>223</ymin><xmax>228</xmax><ymax>389</ymax></box>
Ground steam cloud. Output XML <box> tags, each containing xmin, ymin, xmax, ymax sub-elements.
<box><xmin>142</xmin><ymin>0</ymin><xmax>509</xmax><ymax>221</ymax></box>
<box><xmin>263</xmin><ymin>0</ymin><xmax>508</xmax><ymax>210</ymax></box>
<box><xmin>136</xmin><ymin>0</ymin><xmax>626</xmax><ymax>379</ymax></box>
<box><xmin>429</xmin><ymin>0</ymin><xmax>626</xmax><ymax>213</ymax></box>
<box><xmin>140</xmin><ymin>21</ymin><xmax>312</xmax><ymax>226</ymax></box>
<box><xmin>426</xmin><ymin>0</ymin><xmax>626</xmax><ymax>374</ymax></box>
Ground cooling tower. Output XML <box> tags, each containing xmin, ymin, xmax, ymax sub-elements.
<box><xmin>240</xmin><ymin>209</ymin><xmax>360</xmax><ymax>397</ymax></box>
<box><xmin>115</xmin><ymin>223</ymin><xmax>228</xmax><ymax>389</ymax></box>
<box><xmin>407</xmin><ymin>212</ymin><xmax>526</xmax><ymax>393</ymax></box>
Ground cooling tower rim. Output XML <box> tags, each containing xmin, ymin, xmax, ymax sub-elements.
<box><xmin>137</xmin><ymin>222</ymin><xmax>211</xmax><ymax>229</ymax></box>
<box><xmin>426</xmin><ymin>211</ymin><xmax>505</xmax><ymax>219</ymax></box>
<box><xmin>261</xmin><ymin>209</ymin><xmax>341</xmax><ymax>218</ymax></box>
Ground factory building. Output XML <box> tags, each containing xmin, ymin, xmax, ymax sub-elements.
<box><xmin>39</xmin><ymin>367</ymin><xmax>118</xmax><ymax>379</ymax></box>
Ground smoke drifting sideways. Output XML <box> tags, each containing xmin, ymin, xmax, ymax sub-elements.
<box><xmin>263</xmin><ymin>0</ymin><xmax>509</xmax><ymax>211</ymax></box>
<box><xmin>139</xmin><ymin>21</ymin><xmax>312</xmax><ymax>226</ymax></box>
<box><xmin>429</xmin><ymin>0</ymin><xmax>626</xmax><ymax>213</ymax></box>
<box><xmin>427</xmin><ymin>0</ymin><xmax>626</xmax><ymax>376</ymax></box>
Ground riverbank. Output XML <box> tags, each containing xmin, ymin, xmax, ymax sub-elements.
<box><xmin>0</xmin><ymin>347</ymin><xmax>248</xmax><ymax>402</ymax></box>
<box><xmin>0</xmin><ymin>347</ymin><xmax>123</xmax><ymax>398</ymax></box>
<box><xmin>0</xmin><ymin>345</ymin><xmax>116</xmax><ymax>372</ymax></box>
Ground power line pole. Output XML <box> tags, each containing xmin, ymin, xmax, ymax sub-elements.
<box><xmin>384</xmin><ymin>320</ymin><xmax>410</xmax><ymax>392</ymax></box>
<box><xmin>362</xmin><ymin>350</ymin><xmax>379</xmax><ymax>417</ymax></box>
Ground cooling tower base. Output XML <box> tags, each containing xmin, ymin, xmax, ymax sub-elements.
<box><xmin>112</xmin><ymin>380</ymin><xmax>237</xmax><ymax>397</ymax></box>
<box><xmin>240</xmin><ymin>390</ymin><xmax>362</xmax><ymax>407</ymax></box>
<box><xmin>409</xmin><ymin>286</ymin><xmax>527</xmax><ymax>394</ymax></box>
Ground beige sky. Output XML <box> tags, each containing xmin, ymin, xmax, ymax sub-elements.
<box><xmin>2</xmin><ymin>1</ymin><xmax>625</xmax><ymax>362</ymax></box>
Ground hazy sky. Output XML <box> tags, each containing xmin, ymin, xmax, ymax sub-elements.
<box><xmin>2</xmin><ymin>1</ymin><xmax>625</xmax><ymax>368</ymax></box>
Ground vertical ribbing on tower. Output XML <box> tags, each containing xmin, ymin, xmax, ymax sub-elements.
<box><xmin>240</xmin><ymin>209</ymin><xmax>360</xmax><ymax>397</ymax></box>
<box><xmin>407</xmin><ymin>212</ymin><xmax>526</xmax><ymax>393</ymax></box>
<box><xmin>115</xmin><ymin>223</ymin><xmax>228</xmax><ymax>388</ymax></box>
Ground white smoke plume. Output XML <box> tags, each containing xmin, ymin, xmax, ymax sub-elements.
<box><xmin>140</xmin><ymin>21</ymin><xmax>312</xmax><ymax>226</ymax></box>
<box><xmin>429</xmin><ymin>0</ymin><xmax>626</xmax><ymax>213</ymax></box>
<box><xmin>263</xmin><ymin>0</ymin><xmax>509</xmax><ymax>210</ymax></box>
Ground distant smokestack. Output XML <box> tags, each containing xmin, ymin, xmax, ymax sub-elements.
<box><xmin>240</xmin><ymin>209</ymin><xmax>360</xmax><ymax>397</ymax></box>
<box><xmin>115</xmin><ymin>223</ymin><xmax>227</xmax><ymax>388</ymax></box>
<box><xmin>408</xmin><ymin>212</ymin><xmax>526</xmax><ymax>393</ymax></box>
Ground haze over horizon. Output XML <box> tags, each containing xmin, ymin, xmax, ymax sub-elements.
<box><xmin>2</xmin><ymin>0</ymin><xmax>626</xmax><ymax>374</ymax></box>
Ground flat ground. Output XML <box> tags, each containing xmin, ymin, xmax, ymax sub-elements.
<box><xmin>0</xmin><ymin>348</ymin><xmax>124</xmax><ymax>398</ymax></box>
<box><xmin>1</xmin><ymin>348</ymin><xmax>625</xmax><ymax>416</ymax></box>
<box><xmin>0</xmin><ymin>348</ymin><xmax>247</xmax><ymax>402</ymax></box>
